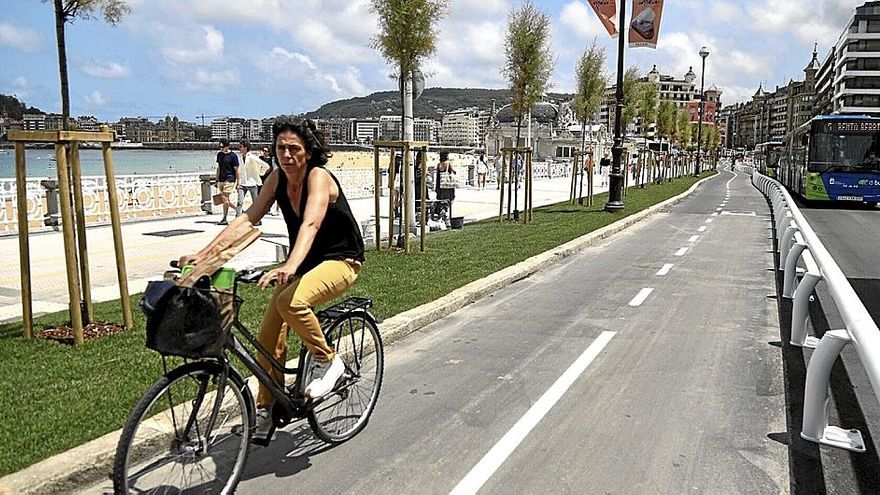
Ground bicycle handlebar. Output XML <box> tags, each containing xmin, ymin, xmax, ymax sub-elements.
<box><xmin>167</xmin><ymin>260</ymin><xmax>272</xmax><ymax>286</ymax></box>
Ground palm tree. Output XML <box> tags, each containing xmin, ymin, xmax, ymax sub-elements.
<box><xmin>48</xmin><ymin>0</ymin><xmax>130</xmax><ymax>130</ymax></box>
<box><xmin>371</xmin><ymin>0</ymin><xmax>448</xmax><ymax>238</ymax></box>
<box><xmin>502</xmin><ymin>1</ymin><xmax>554</xmax><ymax>221</ymax></box>
<box><xmin>572</xmin><ymin>39</ymin><xmax>607</xmax><ymax>204</ymax></box>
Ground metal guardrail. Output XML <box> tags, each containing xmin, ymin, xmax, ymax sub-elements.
<box><xmin>752</xmin><ymin>171</ymin><xmax>880</xmax><ymax>453</ymax></box>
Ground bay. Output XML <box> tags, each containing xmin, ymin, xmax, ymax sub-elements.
<box><xmin>0</xmin><ymin>149</ymin><xmax>219</xmax><ymax>179</ymax></box>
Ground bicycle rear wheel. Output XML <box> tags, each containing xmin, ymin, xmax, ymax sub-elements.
<box><xmin>113</xmin><ymin>361</ymin><xmax>251</xmax><ymax>494</ymax></box>
<box><xmin>307</xmin><ymin>313</ymin><xmax>384</xmax><ymax>443</ymax></box>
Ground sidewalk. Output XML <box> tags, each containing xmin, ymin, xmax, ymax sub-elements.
<box><xmin>0</xmin><ymin>171</ymin><xmax>614</xmax><ymax>324</ymax></box>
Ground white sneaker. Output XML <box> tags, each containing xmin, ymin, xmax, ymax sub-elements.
<box><xmin>305</xmin><ymin>355</ymin><xmax>345</xmax><ymax>398</ymax></box>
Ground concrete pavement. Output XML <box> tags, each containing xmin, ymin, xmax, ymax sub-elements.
<box><xmin>0</xmin><ymin>170</ymin><xmax>612</xmax><ymax>324</ymax></box>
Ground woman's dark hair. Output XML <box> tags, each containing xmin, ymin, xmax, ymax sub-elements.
<box><xmin>439</xmin><ymin>151</ymin><xmax>449</xmax><ymax>161</ymax></box>
<box><xmin>271</xmin><ymin>117</ymin><xmax>331</xmax><ymax>167</ymax></box>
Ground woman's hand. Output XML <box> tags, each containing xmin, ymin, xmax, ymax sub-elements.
<box><xmin>177</xmin><ymin>253</ymin><xmax>203</xmax><ymax>268</ymax></box>
<box><xmin>257</xmin><ymin>264</ymin><xmax>297</xmax><ymax>289</ymax></box>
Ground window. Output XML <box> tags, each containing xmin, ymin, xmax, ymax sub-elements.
<box><xmin>846</xmin><ymin>58</ymin><xmax>880</xmax><ymax>70</ymax></box>
<box><xmin>845</xmin><ymin>77</ymin><xmax>880</xmax><ymax>89</ymax></box>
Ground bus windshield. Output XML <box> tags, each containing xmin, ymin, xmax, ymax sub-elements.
<box><xmin>811</xmin><ymin>132</ymin><xmax>880</xmax><ymax>171</ymax></box>
<box><xmin>766</xmin><ymin>147</ymin><xmax>783</xmax><ymax>168</ymax></box>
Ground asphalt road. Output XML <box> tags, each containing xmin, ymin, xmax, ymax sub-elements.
<box><xmin>789</xmin><ymin>196</ymin><xmax>880</xmax><ymax>493</ymax></box>
<box><xmin>231</xmin><ymin>168</ymin><xmax>789</xmax><ymax>493</ymax></box>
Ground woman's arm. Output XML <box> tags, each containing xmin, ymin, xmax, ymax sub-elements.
<box><xmin>258</xmin><ymin>168</ymin><xmax>332</xmax><ymax>287</ymax></box>
<box><xmin>178</xmin><ymin>170</ymin><xmax>278</xmax><ymax>267</ymax></box>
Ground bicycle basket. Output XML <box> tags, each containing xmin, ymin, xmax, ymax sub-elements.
<box><xmin>141</xmin><ymin>278</ymin><xmax>234</xmax><ymax>359</ymax></box>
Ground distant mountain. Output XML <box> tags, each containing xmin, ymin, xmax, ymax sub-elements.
<box><xmin>303</xmin><ymin>87</ymin><xmax>575</xmax><ymax>120</ymax></box>
<box><xmin>0</xmin><ymin>94</ymin><xmax>43</xmax><ymax>120</ymax></box>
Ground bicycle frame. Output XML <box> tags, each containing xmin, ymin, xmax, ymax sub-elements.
<box><xmin>225</xmin><ymin>320</ymin><xmax>309</xmax><ymax>420</ymax></box>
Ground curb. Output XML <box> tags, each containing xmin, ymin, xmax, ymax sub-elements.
<box><xmin>0</xmin><ymin>174</ymin><xmax>715</xmax><ymax>494</ymax></box>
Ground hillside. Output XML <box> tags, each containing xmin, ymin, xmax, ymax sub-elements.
<box><xmin>303</xmin><ymin>87</ymin><xmax>575</xmax><ymax>119</ymax></box>
<box><xmin>0</xmin><ymin>94</ymin><xmax>43</xmax><ymax>120</ymax></box>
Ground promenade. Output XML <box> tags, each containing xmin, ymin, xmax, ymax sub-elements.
<box><xmin>0</xmin><ymin>170</ymin><xmax>609</xmax><ymax>323</ymax></box>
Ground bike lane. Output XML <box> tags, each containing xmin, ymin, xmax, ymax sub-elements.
<box><xmin>233</xmin><ymin>168</ymin><xmax>789</xmax><ymax>493</ymax></box>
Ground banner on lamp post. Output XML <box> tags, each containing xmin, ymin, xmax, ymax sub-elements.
<box><xmin>587</xmin><ymin>0</ymin><xmax>618</xmax><ymax>38</ymax></box>
<box><xmin>628</xmin><ymin>0</ymin><xmax>665</xmax><ymax>48</ymax></box>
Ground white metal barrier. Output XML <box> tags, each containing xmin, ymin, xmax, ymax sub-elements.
<box><xmin>752</xmin><ymin>172</ymin><xmax>879</xmax><ymax>453</ymax></box>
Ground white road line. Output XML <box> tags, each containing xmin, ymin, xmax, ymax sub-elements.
<box><xmin>715</xmin><ymin>207</ymin><xmax>723</xmax><ymax>211</ymax></box>
<box><xmin>688</xmin><ymin>235</ymin><xmax>700</xmax><ymax>243</ymax></box>
<box><xmin>628</xmin><ymin>288</ymin><xmax>655</xmax><ymax>306</ymax></box>
<box><xmin>698</xmin><ymin>226</ymin><xmax>707</xmax><ymax>232</ymax></box>
<box><xmin>656</xmin><ymin>263</ymin><xmax>674</xmax><ymax>276</ymax></box>
<box><xmin>450</xmin><ymin>331</ymin><xmax>617</xmax><ymax>495</ymax></box>
<box><xmin>706</xmin><ymin>218</ymin><xmax>714</xmax><ymax>223</ymax></box>
<box><xmin>675</xmin><ymin>247</ymin><xmax>689</xmax><ymax>256</ymax></box>
<box><xmin>711</xmin><ymin>212</ymin><xmax>719</xmax><ymax>216</ymax></box>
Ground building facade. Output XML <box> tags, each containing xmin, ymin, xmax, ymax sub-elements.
<box><xmin>815</xmin><ymin>1</ymin><xmax>880</xmax><ymax>115</ymax></box>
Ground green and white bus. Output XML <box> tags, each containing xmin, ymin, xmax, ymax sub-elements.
<box><xmin>778</xmin><ymin>115</ymin><xmax>880</xmax><ymax>205</ymax></box>
<box><xmin>754</xmin><ymin>141</ymin><xmax>784</xmax><ymax>179</ymax></box>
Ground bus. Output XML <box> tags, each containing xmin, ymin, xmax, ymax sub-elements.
<box><xmin>778</xmin><ymin>115</ymin><xmax>880</xmax><ymax>206</ymax></box>
<box><xmin>754</xmin><ymin>141</ymin><xmax>784</xmax><ymax>178</ymax></box>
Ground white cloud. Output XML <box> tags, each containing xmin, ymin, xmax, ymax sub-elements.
<box><xmin>0</xmin><ymin>21</ymin><xmax>41</xmax><ymax>51</ymax></box>
<box><xmin>746</xmin><ymin>0</ymin><xmax>853</xmax><ymax>46</ymax></box>
<box><xmin>161</xmin><ymin>25</ymin><xmax>224</xmax><ymax>64</ymax></box>
<box><xmin>179</xmin><ymin>68</ymin><xmax>238</xmax><ymax>92</ymax></box>
<box><xmin>80</xmin><ymin>60</ymin><xmax>131</xmax><ymax>78</ymax></box>
<box><xmin>85</xmin><ymin>90</ymin><xmax>107</xmax><ymax>106</ymax></box>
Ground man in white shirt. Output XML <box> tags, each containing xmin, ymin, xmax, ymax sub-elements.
<box><xmin>237</xmin><ymin>139</ymin><xmax>270</xmax><ymax>224</ymax></box>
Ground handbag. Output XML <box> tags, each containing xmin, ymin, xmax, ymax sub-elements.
<box><xmin>439</xmin><ymin>170</ymin><xmax>456</xmax><ymax>189</ymax></box>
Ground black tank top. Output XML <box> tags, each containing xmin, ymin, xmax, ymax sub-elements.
<box><xmin>275</xmin><ymin>167</ymin><xmax>365</xmax><ymax>275</ymax></box>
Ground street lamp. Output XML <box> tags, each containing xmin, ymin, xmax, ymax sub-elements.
<box><xmin>695</xmin><ymin>46</ymin><xmax>710</xmax><ymax>176</ymax></box>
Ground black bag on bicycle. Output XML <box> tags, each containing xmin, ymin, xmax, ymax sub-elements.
<box><xmin>141</xmin><ymin>278</ymin><xmax>226</xmax><ymax>359</ymax></box>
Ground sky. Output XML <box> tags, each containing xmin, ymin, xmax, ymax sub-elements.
<box><xmin>0</xmin><ymin>0</ymin><xmax>863</xmax><ymax>123</ymax></box>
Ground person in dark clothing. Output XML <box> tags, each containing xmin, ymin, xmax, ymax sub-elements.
<box><xmin>215</xmin><ymin>138</ymin><xmax>239</xmax><ymax>225</ymax></box>
<box><xmin>179</xmin><ymin>117</ymin><xmax>364</xmax><ymax>441</ymax></box>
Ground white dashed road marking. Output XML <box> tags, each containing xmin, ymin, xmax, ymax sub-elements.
<box><xmin>688</xmin><ymin>235</ymin><xmax>700</xmax><ymax>243</ymax></box>
<box><xmin>698</xmin><ymin>226</ymin><xmax>707</xmax><ymax>232</ymax></box>
<box><xmin>675</xmin><ymin>247</ymin><xmax>689</xmax><ymax>256</ymax></box>
<box><xmin>656</xmin><ymin>263</ymin><xmax>674</xmax><ymax>276</ymax></box>
<box><xmin>628</xmin><ymin>288</ymin><xmax>655</xmax><ymax>307</ymax></box>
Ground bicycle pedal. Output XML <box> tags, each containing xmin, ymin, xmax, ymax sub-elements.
<box><xmin>250</xmin><ymin>427</ymin><xmax>276</xmax><ymax>446</ymax></box>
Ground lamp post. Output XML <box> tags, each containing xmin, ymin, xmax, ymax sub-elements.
<box><xmin>695</xmin><ymin>46</ymin><xmax>709</xmax><ymax>177</ymax></box>
<box><xmin>605</xmin><ymin>0</ymin><xmax>627</xmax><ymax>212</ymax></box>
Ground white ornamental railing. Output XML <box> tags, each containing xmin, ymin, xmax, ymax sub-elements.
<box><xmin>753</xmin><ymin>171</ymin><xmax>880</xmax><ymax>453</ymax></box>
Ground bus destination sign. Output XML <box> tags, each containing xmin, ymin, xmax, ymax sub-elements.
<box><xmin>824</xmin><ymin>120</ymin><xmax>880</xmax><ymax>133</ymax></box>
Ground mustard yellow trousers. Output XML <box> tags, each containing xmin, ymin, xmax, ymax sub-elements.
<box><xmin>256</xmin><ymin>259</ymin><xmax>359</xmax><ymax>408</ymax></box>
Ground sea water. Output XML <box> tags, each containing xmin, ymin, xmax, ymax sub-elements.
<box><xmin>0</xmin><ymin>149</ymin><xmax>219</xmax><ymax>179</ymax></box>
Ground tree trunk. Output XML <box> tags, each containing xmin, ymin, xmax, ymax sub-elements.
<box><xmin>513</xmin><ymin>113</ymin><xmax>523</xmax><ymax>220</ymax></box>
<box><xmin>54</xmin><ymin>0</ymin><xmax>70</xmax><ymax>131</ymax></box>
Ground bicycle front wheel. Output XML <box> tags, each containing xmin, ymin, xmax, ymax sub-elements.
<box><xmin>307</xmin><ymin>313</ymin><xmax>384</xmax><ymax>443</ymax></box>
<box><xmin>113</xmin><ymin>361</ymin><xmax>251</xmax><ymax>494</ymax></box>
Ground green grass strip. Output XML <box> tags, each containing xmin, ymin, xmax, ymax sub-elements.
<box><xmin>0</xmin><ymin>173</ymin><xmax>710</xmax><ymax>477</ymax></box>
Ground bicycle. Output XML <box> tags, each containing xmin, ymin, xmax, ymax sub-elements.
<box><xmin>112</xmin><ymin>262</ymin><xmax>384</xmax><ymax>494</ymax></box>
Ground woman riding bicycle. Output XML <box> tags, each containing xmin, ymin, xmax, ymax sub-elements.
<box><xmin>179</xmin><ymin>117</ymin><xmax>365</xmax><ymax>439</ymax></box>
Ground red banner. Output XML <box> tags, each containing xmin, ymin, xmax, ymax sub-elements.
<box><xmin>629</xmin><ymin>0</ymin><xmax>665</xmax><ymax>49</ymax></box>
<box><xmin>588</xmin><ymin>0</ymin><xmax>618</xmax><ymax>38</ymax></box>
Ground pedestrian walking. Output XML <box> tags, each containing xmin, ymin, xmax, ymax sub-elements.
<box><xmin>476</xmin><ymin>154</ymin><xmax>488</xmax><ymax>190</ymax></box>
<box><xmin>215</xmin><ymin>138</ymin><xmax>239</xmax><ymax>225</ymax></box>
<box><xmin>237</xmin><ymin>139</ymin><xmax>270</xmax><ymax>224</ymax></box>
<box><xmin>435</xmin><ymin>151</ymin><xmax>456</xmax><ymax>223</ymax></box>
